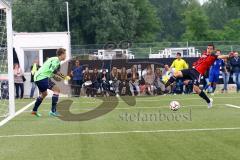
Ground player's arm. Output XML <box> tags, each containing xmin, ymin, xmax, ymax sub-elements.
<box><xmin>218</xmin><ymin>55</ymin><xmax>229</xmax><ymax>59</ymax></box>
<box><xmin>55</xmin><ymin>71</ymin><xmax>71</xmax><ymax>80</ymax></box>
<box><xmin>170</xmin><ymin>60</ymin><xmax>175</xmax><ymax>68</ymax></box>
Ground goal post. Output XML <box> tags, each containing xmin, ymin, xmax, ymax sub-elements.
<box><xmin>0</xmin><ymin>0</ymin><xmax>15</xmax><ymax>118</ymax></box>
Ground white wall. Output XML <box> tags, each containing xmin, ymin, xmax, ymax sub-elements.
<box><xmin>13</xmin><ymin>32</ymin><xmax>71</xmax><ymax>98</ymax></box>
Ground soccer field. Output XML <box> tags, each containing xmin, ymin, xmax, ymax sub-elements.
<box><xmin>0</xmin><ymin>93</ymin><xmax>240</xmax><ymax>160</ymax></box>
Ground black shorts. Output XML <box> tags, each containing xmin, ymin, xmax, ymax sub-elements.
<box><xmin>181</xmin><ymin>68</ymin><xmax>201</xmax><ymax>86</ymax></box>
<box><xmin>35</xmin><ymin>78</ymin><xmax>56</xmax><ymax>92</ymax></box>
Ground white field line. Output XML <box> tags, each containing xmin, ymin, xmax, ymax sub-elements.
<box><xmin>0</xmin><ymin>101</ymin><xmax>35</xmax><ymax>127</ymax></box>
<box><xmin>20</xmin><ymin>104</ymin><xmax>224</xmax><ymax>113</ymax></box>
<box><xmin>225</xmin><ymin>104</ymin><xmax>240</xmax><ymax>109</ymax></box>
<box><xmin>11</xmin><ymin>96</ymin><xmax>239</xmax><ymax>105</ymax></box>
<box><xmin>0</xmin><ymin>127</ymin><xmax>240</xmax><ymax>138</ymax></box>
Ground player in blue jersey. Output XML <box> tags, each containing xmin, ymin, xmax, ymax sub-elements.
<box><xmin>208</xmin><ymin>50</ymin><xmax>224</xmax><ymax>94</ymax></box>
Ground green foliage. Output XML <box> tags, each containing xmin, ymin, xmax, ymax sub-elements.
<box><xmin>182</xmin><ymin>6</ymin><xmax>209</xmax><ymax>41</ymax></box>
<box><xmin>222</xmin><ymin>19</ymin><xmax>240</xmax><ymax>41</ymax></box>
<box><xmin>11</xmin><ymin>0</ymin><xmax>240</xmax><ymax>44</ymax></box>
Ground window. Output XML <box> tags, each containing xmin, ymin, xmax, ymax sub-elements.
<box><xmin>24</xmin><ymin>50</ymin><xmax>39</xmax><ymax>72</ymax></box>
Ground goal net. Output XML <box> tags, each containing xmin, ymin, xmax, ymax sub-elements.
<box><xmin>0</xmin><ymin>0</ymin><xmax>15</xmax><ymax>121</ymax></box>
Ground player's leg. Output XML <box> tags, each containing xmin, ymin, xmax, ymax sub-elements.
<box><xmin>49</xmin><ymin>84</ymin><xmax>60</xmax><ymax>116</ymax></box>
<box><xmin>193</xmin><ymin>85</ymin><xmax>212</xmax><ymax>108</ymax></box>
<box><xmin>32</xmin><ymin>78</ymin><xmax>49</xmax><ymax>117</ymax></box>
<box><xmin>165</xmin><ymin>70</ymin><xmax>184</xmax><ymax>88</ymax></box>
<box><xmin>32</xmin><ymin>91</ymin><xmax>48</xmax><ymax>116</ymax></box>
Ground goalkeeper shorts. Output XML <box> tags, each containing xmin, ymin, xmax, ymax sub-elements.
<box><xmin>35</xmin><ymin>78</ymin><xmax>56</xmax><ymax>92</ymax></box>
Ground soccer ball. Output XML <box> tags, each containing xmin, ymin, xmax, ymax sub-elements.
<box><xmin>169</xmin><ymin>101</ymin><xmax>181</xmax><ymax>111</ymax></box>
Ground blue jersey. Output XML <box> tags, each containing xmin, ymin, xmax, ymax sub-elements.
<box><xmin>209</xmin><ymin>59</ymin><xmax>224</xmax><ymax>74</ymax></box>
<box><xmin>72</xmin><ymin>66</ymin><xmax>84</xmax><ymax>80</ymax></box>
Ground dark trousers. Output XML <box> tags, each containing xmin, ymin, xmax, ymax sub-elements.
<box><xmin>71</xmin><ymin>80</ymin><xmax>83</xmax><ymax>97</ymax></box>
<box><xmin>15</xmin><ymin>83</ymin><xmax>24</xmax><ymax>99</ymax></box>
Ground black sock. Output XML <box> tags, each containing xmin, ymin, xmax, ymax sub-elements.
<box><xmin>33</xmin><ymin>97</ymin><xmax>43</xmax><ymax>112</ymax></box>
<box><xmin>51</xmin><ymin>94</ymin><xmax>59</xmax><ymax>113</ymax></box>
<box><xmin>165</xmin><ymin>76</ymin><xmax>176</xmax><ymax>88</ymax></box>
<box><xmin>199</xmin><ymin>91</ymin><xmax>210</xmax><ymax>103</ymax></box>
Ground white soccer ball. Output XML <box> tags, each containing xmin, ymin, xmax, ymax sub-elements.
<box><xmin>169</xmin><ymin>101</ymin><xmax>181</xmax><ymax>111</ymax></box>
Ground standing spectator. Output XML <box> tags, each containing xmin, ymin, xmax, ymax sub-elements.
<box><xmin>119</xmin><ymin>67</ymin><xmax>130</xmax><ymax>96</ymax></box>
<box><xmin>14</xmin><ymin>63</ymin><xmax>24</xmax><ymax>99</ymax></box>
<box><xmin>229</xmin><ymin>51</ymin><xmax>240</xmax><ymax>93</ymax></box>
<box><xmin>208</xmin><ymin>50</ymin><xmax>224</xmax><ymax>94</ymax></box>
<box><xmin>221</xmin><ymin>58</ymin><xmax>231</xmax><ymax>93</ymax></box>
<box><xmin>30</xmin><ymin>60</ymin><xmax>40</xmax><ymax>98</ymax></box>
<box><xmin>171</xmin><ymin>52</ymin><xmax>188</xmax><ymax>94</ymax></box>
<box><xmin>71</xmin><ymin>60</ymin><xmax>84</xmax><ymax>97</ymax></box>
<box><xmin>128</xmin><ymin>66</ymin><xmax>140</xmax><ymax>96</ymax></box>
<box><xmin>143</xmin><ymin>65</ymin><xmax>155</xmax><ymax>95</ymax></box>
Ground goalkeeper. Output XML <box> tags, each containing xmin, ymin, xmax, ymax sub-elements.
<box><xmin>32</xmin><ymin>48</ymin><xmax>70</xmax><ymax>117</ymax></box>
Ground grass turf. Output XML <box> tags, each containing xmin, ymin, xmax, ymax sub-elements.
<box><xmin>0</xmin><ymin>93</ymin><xmax>240</xmax><ymax>160</ymax></box>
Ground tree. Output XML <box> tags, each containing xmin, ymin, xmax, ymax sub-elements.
<box><xmin>203</xmin><ymin>0</ymin><xmax>240</xmax><ymax>30</ymax></box>
<box><xmin>182</xmin><ymin>4</ymin><xmax>210</xmax><ymax>41</ymax></box>
<box><xmin>12</xmin><ymin>0</ymin><xmax>160</xmax><ymax>44</ymax></box>
<box><xmin>222</xmin><ymin>19</ymin><xmax>240</xmax><ymax>41</ymax></box>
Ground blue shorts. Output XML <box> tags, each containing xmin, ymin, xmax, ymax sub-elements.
<box><xmin>35</xmin><ymin>78</ymin><xmax>55</xmax><ymax>92</ymax></box>
<box><xmin>209</xmin><ymin>72</ymin><xmax>219</xmax><ymax>83</ymax></box>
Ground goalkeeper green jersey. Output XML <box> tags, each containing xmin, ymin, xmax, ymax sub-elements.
<box><xmin>34</xmin><ymin>57</ymin><xmax>60</xmax><ymax>82</ymax></box>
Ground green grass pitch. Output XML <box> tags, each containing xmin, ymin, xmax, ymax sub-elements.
<box><xmin>0</xmin><ymin>93</ymin><xmax>240</xmax><ymax>160</ymax></box>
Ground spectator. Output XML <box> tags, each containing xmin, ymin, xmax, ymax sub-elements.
<box><xmin>71</xmin><ymin>60</ymin><xmax>84</xmax><ymax>97</ymax></box>
<box><xmin>14</xmin><ymin>63</ymin><xmax>24</xmax><ymax>99</ymax></box>
<box><xmin>99</xmin><ymin>69</ymin><xmax>110</xmax><ymax>96</ymax></box>
<box><xmin>153</xmin><ymin>68</ymin><xmax>165</xmax><ymax>95</ymax></box>
<box><xmin>229</xmin><ymin>51</ymin><xmax>240</xmax><ymax>93</ymax></box>
<box><xmin>91</xmin><ymin>68</ymin><xmax>100</xmax><ymax>97</ymax></box>
<box><xmin>171</xmin><ymin>52</ymin><xmax>188</xmax><ymax>94</ymax></box>
<box><xmin>221</xmin><ymin>58</ymin><xmax>231</xmax><ymax>93</ymax></box>
<box><xmin>128</xmin><ymin>66</ymin><xmax>140</xmax><ymax>96</ymax></box>
<box><xmin>143</xmin><ymin>65</ymin><xmax>155</xmax><ymax>95</ymax></box>
<box><xmin>30</xmin><ymin>60</ymin><xmax>40</xmax><ymax>98</ymax></box>
<box><xmin>110</xmin><ymin>67</ymin><xmax>120</xmax><ymax>96</ymax></box>
<box><xmin>83</xmin><ymin>67</ymin><xmax>92</xmax><ymax>97</ymax></box>
<box><xmin>119</xmin><ymin>67</ymin><xmax>130</xmax><ymax>96</ymax></box>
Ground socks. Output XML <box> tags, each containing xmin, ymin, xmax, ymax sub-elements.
<box><xmin>199</xmin><ymin>91</ymin><xmax>210</xmax><ymax>103</ymax></box>
<box><xmin>33</xmin><ymin>97</ymin><xmax>43</xmax><ymax>112</ymax></box>
<box><xmin>51</xmin><ymin>94</ymin><xmax>59</xmax><ymax>113</ymax></box>
<box><xmin>165</xmin><ymin>76</ymin><xmax>176</xmax><ymax>88</ymax></box>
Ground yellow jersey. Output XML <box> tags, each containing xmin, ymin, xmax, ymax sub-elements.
<box><xmin>171</xmin><ymin>59</ymin><xmax>188</xmax><ymax>71</ymax></box>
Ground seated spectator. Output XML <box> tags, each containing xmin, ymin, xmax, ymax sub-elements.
<box><xmin>110</xmin><ymin>67</ymin><xmax>120</xmax><ymax>96</ymax></box>
<box><xmin>91</xmin><ymin>68</ymin><xmax>100</xmax><ymax>97</ymax></box>
<box><xmin>143</xmin><ymin>65</ymin><xmax>155</xmax><ymax>95</ymax></box>
<box><xmin>153</xmin><ymin>68</ymin><xmax>165</xmax><ymax>95</ymax></box>
<box><xmin>119</xmin><ymin>67</ymin><xmax>131</xmax><ymax>96</ymax></box>
<box><xmin>83</xmin><ymin>67</ymin><xmax>92</xmax><ymax>97</ymax></box>
<box><xmin>99</xmin><ymin>69</ymin><xmax>110</xmax><ymax>96</ymax></box>
<box><xmin>128</xmin><ymin>66</ymin><xmax>140</xmax><ymax>96</ymax></box>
